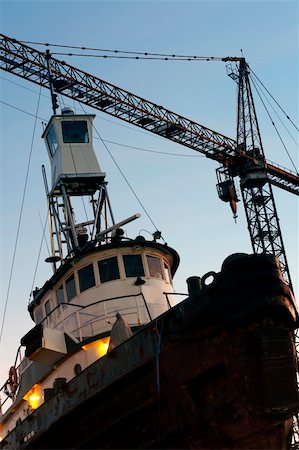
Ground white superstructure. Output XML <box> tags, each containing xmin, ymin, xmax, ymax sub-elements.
<box><xmin>0</xmin><ymin>111</ymin><xmax>181</xmax><ymax>442</ymax></box>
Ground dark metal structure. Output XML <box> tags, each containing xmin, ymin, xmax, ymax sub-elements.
<box><xmin>1</xmin><ymin>253</ymin><xmax>299</xmax><ymax>450</ymax></box>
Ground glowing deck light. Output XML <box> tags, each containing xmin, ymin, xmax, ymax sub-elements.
<box><xmin>82</xmin><ymin>337</ymin><xmax>110</xmax><ymax>358</ymax></box>
<box><xmin>23</xmin><ymin>384</ymin><xmax>42</xmax><ymax>410</ymax></box>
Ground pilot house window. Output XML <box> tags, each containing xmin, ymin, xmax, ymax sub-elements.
<box><xmin>78</xmin><ymin>264</ymin><xmax>95</xmax><ymax>292</ymax></box>
<box><xmin>57</xmin><ymin>284</ymin><xmax>65</xmax><ymax>308</ymax></box>
<box><xmin>66</xmin><ymin>274</ymin><xmax>76</xmax><ymax>301</ymax></box>
<box><xmin>46</xmin><ymin>124</ymin><xmax>58</xmax><ymax>156</ymax></box>
<box><xmin>35</xmin><ymin>308</ymin><xmax>43</xmax><ymax>324</ymax></box>
<box><xmin>61</xmin><ymin>121</ymin><xmax>89</xmax><ymax>143</ymax></box>
<box><xmin>98</xmin><ymin>257</ymin><xmax>120</xmax><ymax>283</ymax></box>
<box><xmin>45</xmin><ymin>300</ymin><xmax>51</xmax><ymax>317</ymax></box>
<box><xmin>147</xmin><ymin>255</ymin><xmax>163</xmax><ymax>279</ymax></box>
<box><xmin>123</xmin><ymin>254</ymin><xmax>144</xmax><ymax>277</ymax></box>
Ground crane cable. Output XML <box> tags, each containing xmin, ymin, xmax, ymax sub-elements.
<box><xmin>19</xmin><ymin>40</ymin><xmax>225</xmax><ymax>61</ymax></box>
<box><xmin>249</xmin><ymin>73</ymin><xmax>298</xmax><ymax>175</ymax></box>
<box><xmin>249</xmin><ymin>67</ymin><xmax>299</xmax><ymax>133</ymax></box>
<box><xmin>0</xmin><ymin>73</ymin><xmax>204</xmax><ymax>157</ymax></box>
<box><xmin>78</xmin><ymin>103</ymin><xmax>166</xmax><ymax>242</ymax></box>
<box><xmin>28</xmin><ymin>212</ymin><xmax>49</xmax><ymax>304</ymax></box>
<box><xmin>0</xmin><ymin>86</ymin><xmax>42</xmax><ymax>344</ymax></box>
<box><xmin>50</xmin><ymin>53</ymin><xmax>221</xmax><ymax>61</ymax></box>
<box><xmin>0</xmin><ymin>97</ymin><xmax>202</xmax><ymax>158</ymax></box>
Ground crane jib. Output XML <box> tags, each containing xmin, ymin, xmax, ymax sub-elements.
<box><xmin>0</xmin><ymin>33</ymin><xmax>298</xmax><ymax>194</ymax></box>
<box><xmin>1</xmin><ymin>33</ymin><xmax>298</xmax><ymax>291</ymax></box>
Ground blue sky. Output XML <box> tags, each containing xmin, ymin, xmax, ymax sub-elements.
<box><xmin>0</xmin><ymin>1</ymin><xmax>298</xmax><ymax>389</ymax></box>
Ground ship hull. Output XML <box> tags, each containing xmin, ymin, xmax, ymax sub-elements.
<box><xmin>2</xmin><ymin>253</ymin><xmax>298</xmax><ymax>449</ymax></box>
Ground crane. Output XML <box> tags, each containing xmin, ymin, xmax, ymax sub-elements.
<box><xmin>0</xmin><ymin>34</ymin><xmax>298</xmax><ymax>290</ymax></box>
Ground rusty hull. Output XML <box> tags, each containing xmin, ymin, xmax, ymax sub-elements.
<box><xmin>2</xmin><ymin>253</ymin><xmax>299</xmax><ymax>449</ymax></box>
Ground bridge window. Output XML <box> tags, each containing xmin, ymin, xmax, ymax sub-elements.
<box><xmin>45</xmin><ymin>300</ymin><xmax>51</xmax><ymax>317</ymax></box>
<box><xmin>57</xmin><ymin>284</ymin><xmax>65</xmax><ymax>308</ymax></box>
<box><xmin>66</xmin><ymin>274</ymin><xmax>76</xmax><ymax>301</ymax></box>
<box><xmin>61</xmin><ymin>121</ymin><xmax>89</xmax><ymax>143</ymax></box>
<box><xmin>123</xmin><ymin>254</ymin><xmax>144</xmax><ymax>277</ymax></box>
<box><xmin>78</xmin><ymin>264</ymin><xmax>95</xmax><ymax>292</ymax></box>
<box><xmin>35</xmin><ymin>307</ymin><xmax>43</xmax><ymax>324</ymax></box>
<box><xmin>98</xmin><ymin>256</ymin><xmax>120</xmax><ymax>283</ymax></box>
<box><xmin>147</xmin><ymin>255</ymin><xmax>163</xmax><ymax>279</ymax></box>
<box><xmin>46</xmin><ymin>124</ymin><xmax>58</xmax><ymax>156</ymax></box>
<box><xmin>164</xmin><ymin>263</ymin><xmax>171</xmax><ymax>283</ymax></box>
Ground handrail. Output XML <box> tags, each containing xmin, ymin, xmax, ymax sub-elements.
<box><xmin>42</xmin><ymin>292</ymin><xmax>152</xmax><ymax>330</ymax></box>
<box><xmin>0</xmin><ymin>290</ymin><xmax>176</xmax><ymax>409</ymax></box>
<box><xmin>163</xmin><ymin>291</ymin><xmax>188</xmax><ymax>308</ymax></box>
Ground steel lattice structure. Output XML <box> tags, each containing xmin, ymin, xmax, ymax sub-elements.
<box><xmin>234</xmin><ymin>59</ymin><xmax>293</xmax><ymax>287</ymax></box>
<box><xmin>0</xmin><ymin>33</ymin><xmax>298</xmax><ymax>283</ymax></box>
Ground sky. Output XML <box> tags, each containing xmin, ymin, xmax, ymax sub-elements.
<box><xmin>0</xmin><ymin>0</ymin><xmax>298</xmax><ymax>392</ymax></box>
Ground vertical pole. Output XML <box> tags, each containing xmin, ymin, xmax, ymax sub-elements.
<box><xmin>45</xmin><ymin>50</ymin><xmax>59</xmax><ymax>115</ymax></box>
<box><xmin>61</xmin><ymin>183</ymin><xmax>79</xmax><ymax>250</ymax></box>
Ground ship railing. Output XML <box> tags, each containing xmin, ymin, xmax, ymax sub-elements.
<box><xmin>55</xmin><ymin>292</ymin><xmax>188</xmax><ymax>342</ymax></box>
<box><xmin>0</xmin><ymin>295</ymin><xmax>146</xmax><ymax>413</ymax></box>
<box><xmin>0</xmin><ymin>290</ymin><xmax>185</xmax><ymax>412</ymax></box>
<box><xmin>41</xmin><ymin>292</ymin><xmax>157</xmax><ymax>343</ymax></box>
<box><xmin>163</xmin><ymin>291</ymin><xmax>188</xmax><ymax>308</ymax></box>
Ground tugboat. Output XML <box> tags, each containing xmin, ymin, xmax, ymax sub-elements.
<box><xmin>0</xmin><ymin>34</ymin><xmax>299</xmax><ymax>449</ymax></box>
<box><xmin>0</xmin><ymin>107</ymin><xmax>298</xmax><ymax>449</ymax></box>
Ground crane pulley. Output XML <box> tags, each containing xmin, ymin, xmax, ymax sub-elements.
<box><xmin>0</xmin><ymin>33</ymin><xmax>298</xmax><ymax>289</ymax></box>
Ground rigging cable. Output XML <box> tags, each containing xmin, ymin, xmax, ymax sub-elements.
<box><xmin>0</xmin><ymin>94</ymin><xmax>203</xmax><ymax>158</ymax></box>
<box><xmin>249</xmin><ymin>67</ymin><xmax>299</xmax><ymax>133</ymax></box>
<box><xmin>0</xmin><ymin>86</ymin><xmax>42</xmax><ymax>344</ymax></box>
<box><xmin>50</xmin><ymin>53</ymin><xmax>222</xmax><ymax>61</ymax></box>
<box><xmin>0</xmin><ymin>99</ymin><xmax>44</xmax><ymax>121</ymax></box>
<box><xmin>98</xmin><ymin>139</ymin><xmax>202</xmax><ymax>158</ymax></box>
<box><xmin>79</xmin><ymin>104</ymin><xmax>165</xmax><ymax>241</ymax></box>
<box><xmin>96</xmin><ymin>132</ymin><xmax>166</xmax><ymax>241</ymax></box>
<box><xmin>0</xmin><ymin>73</ymin><xmax>170</xmax><ymax>140</ymax></box>
<box><xmin>28</xmin><ymin>212</ymin><xmax>49</xmax><ymax>304</ymax></box>
<box><xmin>0</xmin><ymin>75</ymin><xmax>49</xmax><ymax>99</ymax></box>
<box><xmin>247</xmin><ymin>73</ymin><xmax>298</xmax><ymax>147</ymax></box>
<box><xmin>249</xmin><ymin>73</ymin><xmax>298</xmax><ymax>175</ymax></box>
<box><xmin>19</xmin><ymin>40</ymin><xmax>224</xmax><ymax>60</ymax></box>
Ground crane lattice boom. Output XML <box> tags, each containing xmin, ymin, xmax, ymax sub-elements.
<box><xmin>0</xmin><ymin>33</ymin><xmax>298</xmax><ymax>287</ymax></box>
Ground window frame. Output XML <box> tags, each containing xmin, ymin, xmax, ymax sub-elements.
<box><xmin>56</xmin><ymin>284</ymin><xmax>66</xmax><ymax>309</ymax></box>
<box><xmin>66</xmin><ymin>273</ymin><xmax>77</xmax><ymax>301</ymax></box>
<box><xmin>61</xmin><ymin>120</ymin><xmax>89</xmax><ymax>144</ymax></box>
<box><xmin>35</xmin><ymin>307</ymin><xmax>43</xmax><ymax>324</ymax></box>
<box><xmin>46</xmin><ymin>124</ymin><xmax>58</xmax><ymax>156</ymax></box>
<box><xmin>98</xmin><ymin>256</ymin><xmax>120</xmax><ymax>283</ymax></box>
<box><xmin>45</xmin><ymin>299</ymin><xmax>51</xmax><ymax>317</ymax></box>
<box><xmin>146</xmin><ymin>255</ymin><xmax>164</xmax><ymax>279</ymax></box>
<box><xmin>123</xmin><ymin>254</ymin><xmax>145</xmax><ymax>278</ymax></box>
<box><xmin>78</xmin><ymin>263</ymin><xmax>96</xmax><ymax>293</ymax></box>
<box><xmin>163</xmin><ymin>262</ymin><xmax>172</xmax><ymax>283</ymax></box>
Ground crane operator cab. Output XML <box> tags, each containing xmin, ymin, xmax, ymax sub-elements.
<box><xmin>42</xmin><ymin>108</ymin><xmax>106</xmax><ymax>194</ymax></box>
